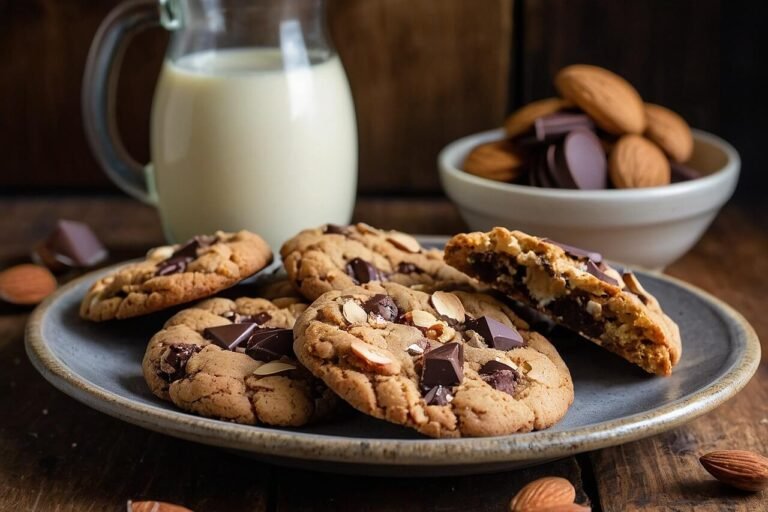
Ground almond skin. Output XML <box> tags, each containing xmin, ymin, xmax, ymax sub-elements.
<box><xmin>127</xmin><ymin>501</ymin><xmax>193</xmax><ymax>512</ymax></box>
<box><xmin>509</xmin><ymin>476</ymin><xmax>577</xmax><ymax>511</ymax></box>
<box><xmin>531</xmin><ymin>505</ymin><xmax>590</xmax><ymax>512</ymax></box>
<box><xmin>555</xmin><ymin>64</ymin><xmax>645</xmax><ymax>135</ymax></box>
<box><xmin>504</xmin><ymin>97</ymin><xmax>569</xmax><ymax>138</ymax></box>
<box><xmin>609</xmin><ymin>134</ymin><xmax>670</xmax><ymax>188</ymax></box>
<box><xmin>0</xmin><ymin>264</ymin><xmax>57</xmax><ymax>305</ymax></box>
<box><xmin>700</xmin><ymin>450</ymin><xmax>768</xmax><ymax>491</ymax></box>
<box><xmin>463</xmin><ymin>140</ymin><xmax>525</xmax><ymax>182</ymax></box>
<box><xmin>644</xmin><ymin>103</ymin><xmax>694</xmax><ymax>163</ymax></box>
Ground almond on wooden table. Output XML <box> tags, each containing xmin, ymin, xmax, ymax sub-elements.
<box><xmin>0</xmin><ymin>263</ymin><xmax>57</xmax><ymax>305</ymax></box>
<box><xmin>509</xmin><ymin>476</ymin><xmax>577</xmax><ymax>511</ymax></box>
<box><xmin>699</xmin><ymin>450</ymin><xmax>768</xmax><ymax>491</ymax></box>
<box><xmin>127</xmin><ymin>500</ymin><xmax>194</xmax><ymax>512</ymax></box>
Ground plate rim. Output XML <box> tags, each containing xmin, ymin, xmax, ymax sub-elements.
<box><xmin>24</xmin><ymin>260</ymin><xmax>761</xmax><ymax>467</ymax></box>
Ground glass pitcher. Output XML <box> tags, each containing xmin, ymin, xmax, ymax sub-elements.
<box><xmin>83</xmin><ymin>0</ymin><xmax>358</xmax><ymax>249</ymax></box>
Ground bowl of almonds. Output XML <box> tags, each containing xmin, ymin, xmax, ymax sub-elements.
<box><xmin>438</xmin><ymin>64</ymin><xmax>740</xmax><ymax>269</ymax></box>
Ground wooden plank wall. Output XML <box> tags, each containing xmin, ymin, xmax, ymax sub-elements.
<box><xmin>0</xmin><ymin>0</ymin><xmax>764</xmax><ymax>197</ymax></box>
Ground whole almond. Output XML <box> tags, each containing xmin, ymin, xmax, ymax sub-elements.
<box><xmin>609</xmin><ymin>134</ymin><xmax>670</xmax><ymax>188</ymax></box>
<box><xmin>644</xmin><ymin>103</ymin><xmax>694</xmax><ymax>163</ymax></box>
<box><xmin>509</xmin><ymin>476</ymin><xmax>577</xmax><ymax>511</ymax></box>
<box><xmin>430</xmin><ymin>291</ymin><xmax>466</xmax><ymax>323</ymax></box>
<box><xmin>0</xmin><ymin>264</ymin><xmax>57</xmax><ymax>305</ymax></box>
<box><xmin>555</xmin><ymin>64</ymin><xmax>645</xmax><ymax>135</ymax></box>
<box><xmin>463</xmin><ymin>140</ymin><xmax>526</xmax><ymax>182</ymax></box>
<box><xmin>700</xmin><ymin>450</ymin><xmax>768</xmax><ymax>491</ymax></box>
<box><xmin>349</xmin><ymin>340</ymin><xmax>401</xmax><ymax>375</ymax></box>
<box><xmin>127</xmin><ymin>501</ymin><xmax>193</xmax><ymax>512</ymax></box>
<box><xmin>504</xmin><ymin>97</ymin><xmax>569</xmax><ymax>138</ymax></box>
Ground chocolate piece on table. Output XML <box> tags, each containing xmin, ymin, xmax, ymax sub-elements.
<box><xmin>534</xmin><ymin>113</ymin><xmax>595</xmax><ymax>142</ymax></box>
<box><xmin>246</xmin><ymin>328</ymin><xmax>294</xmax><ymax>362</ymax></box>
<box><xmin>421</xmin><ymin>342</ymin><xmax>464</xmax><ymax>388</ymax></box>
<box><xmin>670</xmin><ymin>162</ymin><xmax>701</xmax><ymax>183</ymax></box>
<box><xmin>203</xmin><ymin>323</ymin><xmax>257</xmax><ymax>350</ymax></box>
<box><xmin>33</xmin><ymin>219</ymin><xmax>108</xmax><ymax>270</ymax></box>
<box><xmin>345</xmin><ymin>257</ymin><xmax>382</xmax><ymax>284</ymax></box>
<box><xmin>159</xmin><ymin>343</ymin><xmax>201</xmax><ymax>382</ymax></box>
<box><xmin>465</xmin><ymin>316</ymin><xmax>525</xmax><ymax>350</ymax></box>
<box><xmin>362</xmin><ymin>294</ymin><xmax>399</xmax><ymax>322</ymax></box>
<box><xmin>586</xmin><ymin>260</ymin><xmax>620</xmax><ymax>286</ymax></box>
<box><xmin>552</xmin><ymin>128</ymin><xmax>607</xmax><ymax>190</ymax></box>
<box><xmin>543</xmin><ymin>238</ymin><xmax>602</xmax><ymax>263</ymax></box>
<box><xmin>423</xmin><ymin>385</ymin><xmax>453</xmax><ymax>406</ymax></box>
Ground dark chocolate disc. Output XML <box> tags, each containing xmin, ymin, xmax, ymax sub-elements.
<box><xmin>554</xmin><ymin>128</ymin><xmax>607</xmax><ymax>190</ymax></box>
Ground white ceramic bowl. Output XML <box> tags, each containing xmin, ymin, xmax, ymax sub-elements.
<box><xmin>438</xmin><ymin>129</ymin><xmax>740</xmax><ymax>269</ymax></box>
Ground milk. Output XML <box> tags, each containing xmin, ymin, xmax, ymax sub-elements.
<box><xmin>150</xmin><ymin>48</ymin><xmax>357</xmax><ymax>248</ymax></box>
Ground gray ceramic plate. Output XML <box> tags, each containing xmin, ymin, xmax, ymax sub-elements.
<box><xmin>25</xmin><ymin>240</ymin><xmax>760</xmax><ymax>476</ymax></box>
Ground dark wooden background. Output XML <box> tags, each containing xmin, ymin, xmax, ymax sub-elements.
<box><xmin>0</xmin><ymin>0</ymin><xmax>765</xmax><ymax>198</ymax></box>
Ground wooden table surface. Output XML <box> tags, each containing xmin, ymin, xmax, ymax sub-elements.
<box><xmin>1</xmin><ymin>196</ymin><xmax>765</xmax><ymax>511</ymax></box>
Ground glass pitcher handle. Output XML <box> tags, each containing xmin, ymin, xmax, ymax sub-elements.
<box><xmin>82</xmin><ymin>0</ymin><xmax>175</xmax><ymax>205</ymax></box>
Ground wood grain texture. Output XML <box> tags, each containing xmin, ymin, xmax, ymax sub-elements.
<box><xmin>591</xmin><ymin>202</ymin><xmax>768</xmax><ymax>511</ymax></box>
<box><xmin>0</xmin><ymin>0</ymin><xmax>511</xmax><ymax>194</ymax></box>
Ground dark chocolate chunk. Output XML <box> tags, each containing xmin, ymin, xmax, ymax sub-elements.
<box><xmin>543</xmin><ymin>238</ymin><xmax>602</xmax><ymax>263</ymax></box>
<box><xmin>203</xmin><ymin>323</ymin><xmax>257</xmax><ymax>350</ymax></box>
<box><xmin>534</xmin><ymin>113</ymin><xmax>594</xmax><ymax>142</ymax></box>
<box><xmin>548</xmin><ymin>295</ymin><xmax>604</xmax><ymax>338</ymax></box>
<box><xmin>396</xmin><ymin>262</ymin><xmax>424</xmax><ymax>274</ymax></box>
<box><xmin>553</xmin><ymin>128</ymin><xmax>607</xmax><ymax>190</ymax></box>
<box><xmin>670</xmin><ymin>162</ymin><xmax>701</xmax><ymax>183</ymax></box>
<box><xmin>170</xmin><ymin>235</ymin><xmax>217</xmax><ymax>261</ymax></box>
<box><xmin>479</xmin><ymin>360</ymin><xmax>519</xmax><ymax>396</ymax></box>
<box><xmin>421</xmin><ymin>342</ymin><xmax>463</xmax><ymax>388</ymax></box>
<box><xmin>246</xmin><ymin>328</ymin><xmax>294</xmax><ymax>362</ymax></box>
<box><xmin>362</xmin><ymin>294</ymin><xmax>399</xmax><ymax>322</ymax></box>
<box><xmin>423</xmin><ymin>385</ymin><xmax>453</xmax><ymax>406</ymax></box>
<box><xmin>465</xmin><ymin>316</ymin><xmax>525</xmax><ymax>350</ymax></box>
<box><xmin>586</xmin><ymin>260</ymin><xmax>619</xmax><ymax>286</ymax></box>
<box><xmin>345</xmin><ymin>257</ymin><xmax>382</xmax><ymax>284</ymax></box>
<box><xmin>34</xmin><ymin>219</ymin><xmax>108</xmax><ymax>269</ymax></box>
<box><xmin>323</xmin><ymin>224</ymin><xmax>350</xmax><ymax>235</ymax></box>
<box><xmin>155</xmin><ymin>255</ymin><xmax>191</xmax><ymax>276</ymax></box>
<box><xmin>158</xmin><ymin>343</ymin><xmax>201</xmax><ymax>382</ymax></box>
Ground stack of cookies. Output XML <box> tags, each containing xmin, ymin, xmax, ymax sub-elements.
<box><xmin>464</xmin><ymin>64</ymin><xmax>699</xmax><ymax>189</ymax></box>
<box><xmin>79</xmin><ymin>224</ymin><xmax>681</xmax><ymax>438</ymax></box>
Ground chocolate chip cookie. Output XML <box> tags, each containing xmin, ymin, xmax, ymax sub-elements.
<box><xmin>143</xmin><ymin>296</ymin><xmax>337</xmax><ymax>427</ymax></box>
<box><xmin>293</xmin><ymin>282</ymin><xmax>573</xmax><ymax>438</ymax></box>
<box><xmin>80</xmin><ymin>231</ymin><xmax>272</xmax><ymax>321</ymax></box>
<box><xmin>280</xmin><ymin>223</ymin><xmax>476</xmax><ymax>301</ymax></box>
<box><xmin>444</xmin><ymin>227</ymin><xmax>681</xmax><ymax>376</ymax></box>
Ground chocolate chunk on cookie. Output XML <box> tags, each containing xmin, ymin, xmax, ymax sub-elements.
<box><xmin>293</xmin><ymin>282</ymin><xmax>573</xmax><ymax>438</ymax></box>
<box><xmin>280</xmin><ymin>223</ymin><xmax>477</xmax><ymax>302</ymax></box>
<box><xmin>142</xmin><ymin>296</ymin><xmax>337</xmax><ymax>427</ymax></box>
<box><xmin>445</xmin><ymin>228</ymin><xmax>681</xmax><ymax>376</ymax></box>
<box><xmin>80</xmin><ymin>230</ymin><xmax>272</xmax><ymax>321</ymax></box>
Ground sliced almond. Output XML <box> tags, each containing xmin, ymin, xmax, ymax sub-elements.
<box><xmin>342</xmin><ymin>300</ymin><xmax>368</xmax><ymax>324</ymax></box>
<box><xmin>253</xmin><ymin>361</ymin><xmax>296</xmax><ymax>376</ymax></box>
<box><xmin>349</xmin><ymin>340</ymin><xmax>400</xmax><ymax>375</ymax></box>
<box><xmin>410</xmin><ymin>310</ymin><xmax>438</xmax><ymax>328</ymax></box>
<box><xmin>356</xmin><ymin>222</ymin><xmax>381</xmax><ymax>236</ymax></box>
<box><xmin>436</xmin><ymin>324</ymin><xmax>456</xmax><ymax>343</ymax></box>
<box><xmin>146</xmin><ymin>245</ymin><xmax>175</xmax><ymax>261</ymax></box>
<box><xmin>386</xmin><ymin>232</ymin><xmax>421</xmax><ymax>253</ymax></box>
<box><xmin>430</xmin><ymin>291</ymin><xmax>466</xmax><ymax>323</ymax></box>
